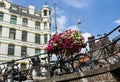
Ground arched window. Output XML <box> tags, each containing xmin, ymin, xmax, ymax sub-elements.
<box><xmin>43</xmin><ymin>10</ymin><xmax>47</xmax><ymax>16</ymax></box>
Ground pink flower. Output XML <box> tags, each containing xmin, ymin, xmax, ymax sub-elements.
<box><xmin>45</xmin><ymin>29</ymin><xmax>85</xmax><ymax>56</ymax></box>
<box><xmin>62</xmin><ymin>43</ymin><xmax>67</xmax><ymax>48</ymax></box>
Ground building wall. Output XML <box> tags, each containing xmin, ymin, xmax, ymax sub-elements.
<box><xmin>0</xmin><ymin>0</ymin><xmax>51</xmax><ymax>74</ymax></box>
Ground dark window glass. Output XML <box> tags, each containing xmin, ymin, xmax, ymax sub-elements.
<box><xmin>9</xmin><ymin>28</ymin><xmax>16</xmax><ymax>39</ymax></box>
<box><xmin>44</xmin><ymin>35</ymin><xmax>47</xmax><ymax>44</ymax></box>
<box><xmin>21</xmin><ymin>46</ymin><xmax>27</xmax><ymax>57</ymax></box>
<box><xmin>0</xmin><ymin>3</ymin><xmax>5</xmax><ymax>7</ymax></box>
<box><xmin>8</xmin><ymin>44</ymin><xmax>15</xmax><ymax>56</ymax></box>
<box><xmin>43</xmin><ymin>10</ymin><xmax>47</xmax><ymax>16</ymax></box>
<box><xmin>35</xmin><ymin>34</ymin><xmax>40</xmax><ymax>44</ymax></box>
<box><xmin>21</xmin><ymin>63</ymin><xmax>26</xmax><ymax>70</ymax></box>
<box><xmin>44</xmin><ymin>22</ymin><xmax>47</xmax><ymax>29</ymax></box>
<box><xmin>22</xmin><ymin>31</ymin><xmax>27</xmax><ymax>41</ymax></box>
<box><xmin>0</xmin><ymin>26</ymin><xmax>2</xmax><ymax>37</ymax></box>
<box><xmin>35</xmin><ymin>49</ymin><xmax>41</xmax><ymax>55</ymax></box>
<box><xmin>0</xmin><ymin>12</ymin><xmax>3</xmax><ymax>21</ymax></box>
<box><xmin>22</xmin><ymin>18</ymin><xmax>28</xmax><ymax>27</ymax></box>
<box><xmin>35</xmin><ymin>22</ymin><xmax>40</xmax><ymax>30</ymax></box>
<box><xmin>10</xmin><ymin>15</ymin><xmax>17</xmax><ymax>24</ymax></box>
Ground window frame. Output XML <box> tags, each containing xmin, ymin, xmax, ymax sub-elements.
<box><xmin>35</xmin><ymin>34</ymin><xmax>40</xmax><ymax>44</ymax></box>
<box><xmin>0</xmin><ymin>12</ymin><xmax>4</xmax><ymax>21</ymax></box>
<box><xmin>0</xmin><ymin>26</ymin><xmax>2</xmax><ymax>37</ymax></box>
<box><xmin>35</xmin><ymin>49</ymin><xmax>41</xmax><ymax>55</ymax></box>
<box><xmin>10</xmin><ymin>15</ymin><xmax>17</xmax><ymax>24</ymax></box>
<box><xmin>22</xmin><ymin>31</ymin><xmax>27</xmax><ymax>41</ymax></box>
<box><xmin>44</xmin><ymin>35</ymin><xmax>47</xmax><ymax>44</ymax></box>
<box><xmin>0</xmin><ymin>2</ymin><xmax>5</xmax><ymax>8</ymax></box>
<box><xmin>22</xmin><ymin>18</ymin><xmax>28</xmax><ymax>27</ymax></box>
<box><xmin>21</xmin><ymin>63</ymin><xmax>27</xmax><ymax>70</ymax></box>
<box><xmin>43</xmin><ymin>10</ymin><xmax>47</xmax><ymax>16</ymax></box>
<box><xmin>9</xmin><ymin>28</ymin><xmax>16</xmax><ymax>39</ymax></box>
<box><xmin>44</xmin><ymin>22</ymin><xmax>47</xmax><ymax>29</ymax></box>
<box><xmin>8</xmin><ymin>44</ymin><xmax>15</xmax><ymax>56</ymax></box>
<box><xmin>21</xmin><ymin>46</ymin><xmax>27</xmax><ymax>57</ymax></box>
<box><xmin>35</xmin><ymin>21</ymin><xmax>40</xmax><ymax>30</ymax></box>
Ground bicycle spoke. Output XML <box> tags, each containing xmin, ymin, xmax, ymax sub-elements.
<box><xmin>105</xmin><ymin>38</ymin><xmax>120</xmax><ymax>64</ymax></box>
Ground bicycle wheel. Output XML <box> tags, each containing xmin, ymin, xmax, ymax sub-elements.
<box><xmin>112</xmin><ymin>38</ymin><xmax>120</xmax><ymax>63</ymax></box>
<box><xmin>59</xmin><ymin>58</ymin><xmax>74</xmax><ymax>75</ymax></box>
<box><xmin>50</xmin><ymin>60</ymin><xmax>73</xmax><ymax>76</ymax></box>
<box><xmin>104</xmin><ymin>38</ymin><xmax>120</xmax><ymax>64</ymax></box>
<box><xmin>73</xmin><ymin>54</ymin><xmax>91</xmax><ymax>72</ymax></box>
<box><xmin>50</xmin><ymin>65</ymin><xmax>59</xmax><ymax>77</ymax></box>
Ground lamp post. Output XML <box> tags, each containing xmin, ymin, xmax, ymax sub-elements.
<box><xmin>77</xmin><ymin>18</ymin><xmax>81</xmax><ymax>24</ymax></box>
<box><xmin>54</xmin><ymin>0</ymin><xmax>57</xmax><ymax>34</ymax></box>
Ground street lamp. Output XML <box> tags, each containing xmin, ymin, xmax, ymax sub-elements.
<box><xmin>77</xmin><ymin>18</ymin><xmax>81</xmax><ymax>24</ymax></box>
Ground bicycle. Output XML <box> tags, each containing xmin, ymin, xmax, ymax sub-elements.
<box><xmin>50</xmin><ymin>54</ymin><xmax>75</xmax><ymax>77</ymax></box>
<box><xmin>2</xmin><ymin>60</ymin><xmax>27</xmax><ymax>82</ymax></box>
<box><xmin>72</xmin><ymin>26</ymin><xmax>120</xmax><ymax>72</ymax></box>
<box><xmin>50</xmin><ymin>25</ymin><xmax>120</xmax><ymax>75</ymax></box>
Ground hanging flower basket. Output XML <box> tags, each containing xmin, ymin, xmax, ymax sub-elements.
<box><xmin>46</xmin><ymin>29</ymin><xmax>85</xmax><ymax>57</ymax></box>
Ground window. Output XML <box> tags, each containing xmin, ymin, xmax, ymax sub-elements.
<box><xmin>21</xmin><ymin>46</ymin><xmax>27</xmax><ymax>57</ymax></box>
<box><xmin>10</xmin><ymin>15</ymin><xmax>17</xmax><ymax>24</ymax></box>
<box><xmin>7</xmin><ymin>63</ymin><xmax>12</xmax><ymax>67</ymax></box>
<box><xmin>0</xmin><ymin>2</ymin><xmax>5</xmax><ymax>7</ymax></box>
<box><xmin>0</xmin><ymin>26</ymin><xmax>2</xmax><ymax>37</ymax></box>
<box><xmin>35</xmin><ymin>34</ymin><xmax>40</xmax><ymax>44</ymax></box>
<box><xmin>35</xmin><ymin>13</ymin><xmax>40</xmax><ymax>16</ymax></box>
<box><xmin>22</xmin><ymin>18</ymin><xmax>28</xmax><ymax>27</ymax></box>
<box><xmin>35</xmin><ymin>49</ymin><xmax>41</xmax><ymax>55</ymax></box>
<box><xmin>8</xmin><ymin>44</ymin><xmax>15</xmax><ymax>56</ymax></box>
<box><xmin>21</xmin><ymin>63</ymin><xmax>26</xmax><ymax>70</ymax></box>
<box><xmin>44</xmin><ymin>22</ymin><xmax>47</xmax><ymax>29</ymax></box>
<box><xmin>22</xmin><ymin>31</ymin><xmax>27</xmax><ymax>41</ymax></box>
<box><xmin>35</xmin><ymin>21</ymin><xmax>40</xmax><ymax>30</ymax></box>
<box><xmin>0</xmin><ymin>12</ymin><xmax>3</xmax><ymax>21</ymax></box>
<box><xmin>9</xmin><ymin>28</ymin><xmax>16</xmax><ymax>39</ymax></box>
<box><xmin>11</xmin><ymin>6</ymin><xmax>18</xmax><ymax>10</ymax></box>
<box><xmin>35</xmin><ymin>67</ymin><xmax>41</xmax><ymax>76</ymax></box>
<box><xmin>22</xmin><ymin>9</ymin><xmax>28</xmax><ymax>13</ymax></box>
<box><xmin>44</xmin><ymin>35</ymin><xmax>47</xmax><ymax>44</ymax></box>
<box><xmin>43</xmin><ymin>10</ymin><xmax>47</xmax><ymax>16</ymax></box>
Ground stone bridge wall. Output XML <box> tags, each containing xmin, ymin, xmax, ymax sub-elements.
<box><xmin>33</xmin><ymin>62</ymin><xmax>120</xmax><ymax>82</ymax></box>
<box><xmin>34</xmin><ymin>72</ymin><xmax>116</xmax><ymax>82</ymax></box>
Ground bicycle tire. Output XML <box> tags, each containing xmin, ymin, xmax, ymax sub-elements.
<box><xmin>50</xmin><ymin>65</ymin><xmax>59</xmax><ymax>77</ymax></box>
<box><xmin>73</xmin><ymin>54</ymin><xmax>91</xmax><ymax>72</ymax></box>
<box><xmin>60</xmin><ymin>61</ymin><xmax>73</xmax><ymax>75</ymax></box>
<box><xmin>104</xmin><ymin>37</ymin><xmax>120</xmax><ymax>64</ymax></box>
<box><xmin>111</xmin><ymin>38</ymin><xmax>120</xmax><ymax>63</ymax></box>
<box><xmin>50</xmin><ymin>59</ymin><xmax>74</xmax><ymax>77</ymax></box>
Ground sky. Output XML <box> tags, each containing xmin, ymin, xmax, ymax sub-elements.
<box><xmin>10</xmin><ymin>0</ymin><xmax>120</xmax><ymax>40</ymax></box>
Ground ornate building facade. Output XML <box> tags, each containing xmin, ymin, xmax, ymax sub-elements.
<box><xmin>0</xmin><ymin>0</ymin><xmax>51</xmax><ymax>75</ymax></box>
